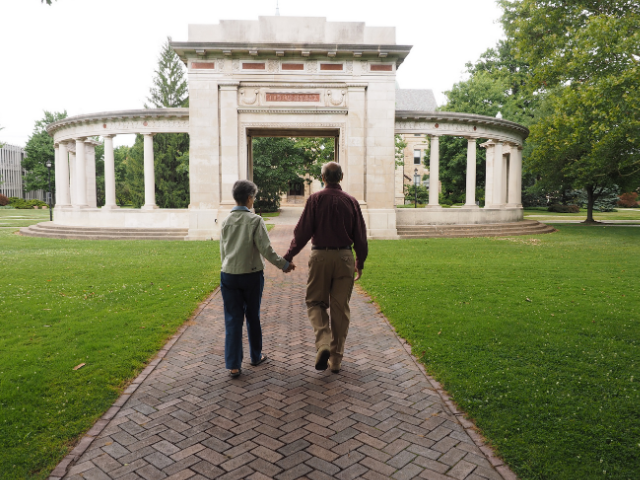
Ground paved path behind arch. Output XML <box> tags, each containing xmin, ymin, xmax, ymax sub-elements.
<box><xmin>57</xmin><ymin>226</ymin><xmax>515</xmax><ymax>480</ymax></box>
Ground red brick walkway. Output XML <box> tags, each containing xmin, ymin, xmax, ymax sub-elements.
<box><xmin>57</xmin><ymin>226</ymin><xmax>515</xmax><ymax>480</ymax></box>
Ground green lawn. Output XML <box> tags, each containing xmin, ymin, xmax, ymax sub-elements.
<box><xmin>523</xmin><ymin>207</ymin><xmax>640</xmax><ymax>221</ymax></box>
<box><xmin>361</xmin><ymin>225</ymin><xmax>640</xmax><ymax>480</ymax></box>
<box><xmin>0</xmin><ymin>227</ymin><xmax>220</xmax><ymax>479</ymax></box>
<box><xmin>0</xmin><ymin>209</ymin><xmax>52</xmax><ymax>229</ymax></box>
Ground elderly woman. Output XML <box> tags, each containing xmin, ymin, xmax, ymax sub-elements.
<box><xmin>220</xmin><ymin>180</ymin><xmax>295</xmax><ymax>377</ymax></box>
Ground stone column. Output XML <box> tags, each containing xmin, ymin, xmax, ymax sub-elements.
<box><xmin>85</xmin><ymin>142</ymin><xmax>98</xmax><ymax>208</ymax></box>
<box><xmin>346</xmin><ymin>85</ymin><xmax>366</xmax><ymax>202</ymax></box>
<box><xmin>502</xmin><ymin>145</ymin><xmax>510</xmax><ymax>205</ymax></box>
<box><xmin>489</xmin><ymin>141</ymin><xmax>504</xmax><ymax>208</ymax></box>
<box><xmin>74</xmin><ymin>137</ymin><xmax>88</xmax><ymax>207</ymax></box>
<box><xmin>508</xmin><ymin>145</ymin><xmax>523</xmax><ymax>207</ymax></box>
<box><xmin>55</xmin><ymin>143</ymin><xmax>71</xmax><ymax>207</ymax></box>
<box><xmin>464</xmin><ymin>138</ymin><xmax>478</xmax><ymax>208</ymax></box>
<box><xmin>103</xmin><ymin>135</ymin><xmax>118</xmax><ymax>209</ymax></box>
<box><xmin>142</xmin><ymin>134</ymin><xmax>158</xmax><ymax>209</ymax></box>
<box><xmin>483</xmin><ymin>141</ymin><xmax>494</xmax><ymax>207</ymax></box>
<box><xmin>68</xmin><ymin>150</ymin><xmax>77</xmax><ymax>206</ymax></box>
<box><xmin>427</xmin><ymin>135</ymin><xmax>441</xmax><ymax>208</ymax></box>
<box><xmin>219</xmin><ymin>84</ymin><xmax>239</xmax><ymax>207</ymax></box>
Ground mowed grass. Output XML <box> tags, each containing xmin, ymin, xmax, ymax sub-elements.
<box><xmin>360</xmin><ymin>225</ymin><xmax>640</xmax><ymax>480</ymax></box>
<box><xmin>523</xmin><ymin>207</ymin><xmax>640</xmax><ymax>221</ymax></box>
<box><xmin>0</xmin><ymin>228</ymin><xmax>220</xmax><ymax>479</ymax></box>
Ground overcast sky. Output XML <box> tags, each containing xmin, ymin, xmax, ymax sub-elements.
<box><xmin>0</xmin><ymin>0</ymin><xmax>505</xmax><ymax>148</ymax></box>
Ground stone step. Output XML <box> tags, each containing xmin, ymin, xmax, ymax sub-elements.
<box><xmin>20</xmin><ymin>223</ymin><xmax>188</xmax><ymax>241</ymax></box>
<box><xmin>397</xmin><ymin>221</ymin><xmax>556</xmax><ymax>239</ymax></box>
<box><xmin>397</xmin><ymin>220</ymin><xmax>540</xmax><ymax>232</ymax></box>
<box><xmin>26</xmin><ymin>222</ymin><xmax>188</xmax><ymax>235</ymax></box>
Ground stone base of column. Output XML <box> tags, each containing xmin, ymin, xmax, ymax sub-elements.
<box><xmin>101</xmin><ymin>205</ymin><xmax>120</xmax><ymax>210</ymax></box>
<box><xmin>72</xmin><ymin>204</ymin><xmax>89</xmax><ymax>210</ymax></box>
<box><xmin>506</xmin><ymin>204</ymin><xmax>523</xmax><ymax>209</ymax></box>
<box><xmin>141</xmin><ymin>205</ymin><xmax>159</xmax><ymax>210</ymax></box>
<box><xmin>54</xmin><ymin>204</ymin><xmax>71</xmax><ymax>209</ymax></box>
<box><xmin>185</xmin><ymin>208</ymin><xmax>222</xmax><ymax>241</ymax></box>
<box><xmin>425</xmin><ymin>204</ymin><xmax>443</xmax><ymax>209</ymax></box>
<box><xmin>485</xmin><ymin>204</ymin><xmax>505</xmax><ymax>209</ymax></box>
<box><xmin>463</xmin><ymin>204</ymin><xmax>480</xmax><ymax>209</ymax></box>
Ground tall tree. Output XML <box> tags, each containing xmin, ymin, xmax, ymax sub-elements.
<box><xmin>295</xmin><ymin>137</ymin><xmax>335</xmax><ymax>180</ymax></box>
<box><xmin>500</xmin><ymin>0</ymin><xmax>640</xmax><ymax>221</ymax></box>
<box><xmin>145</xmin><ymin>37</ymin><xmax>189</xmax><ymax>109</ymax></box>
<box><xmin>252</xmin><ymin>138</ymin><xmax>308</xmax><ymax>212</ymax></box>
<box><xmin>22</xmin><ymin>111</ymin><xmax>67</xmax><ymax>193</ymax></box>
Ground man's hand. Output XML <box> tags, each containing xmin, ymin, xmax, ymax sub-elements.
<box><xmin>284</xmin><ymin>262</ymin><xmax>296</xmax><ymax>273</ymax></box>
<box><xmin>354</xmin><ymin>268</ymin><xmax>362</xmax><ymax>281</ymax></box>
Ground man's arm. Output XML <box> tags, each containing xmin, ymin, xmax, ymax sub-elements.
<box><xmin>352</xmin><ymin>200</ymin><xmax>368</xmax><ymax>276</ymax></box>
<box><xmin>283</xmin><ymin>198</ymin><xmax>315</xmax><ymax>262</ymax></box>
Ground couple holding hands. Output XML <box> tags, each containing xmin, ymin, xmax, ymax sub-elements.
<box><xmin>219</xmin><ymin>162</ymin><xmax>368</xmax><ymax>377</ymax></box>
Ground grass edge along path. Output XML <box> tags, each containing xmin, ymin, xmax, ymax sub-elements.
<box><xmin>359</xmin><ymin>225</ymin><xmax>640</xmax><ymax>480</ymax></box>
<box><xmin>0</xmin><ymin>230</ymin><xmax>221</xmax><ymax>479</ymax></box>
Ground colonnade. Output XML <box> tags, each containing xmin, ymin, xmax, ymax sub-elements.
<box><xmin>54</xmin><ymin>134</ymin><xmax>157</xmax><ymax>210</ymax></box>
<box><xmin>420</xmin><ymin>135</ymin><xmax>523</xmax><ymax>209</ymax></box>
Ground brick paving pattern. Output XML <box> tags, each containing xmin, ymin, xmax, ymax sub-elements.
<box><xmin>56</xmin><ymin>225</ymin><xmax>515</xmax><ymax>480</ymax></box>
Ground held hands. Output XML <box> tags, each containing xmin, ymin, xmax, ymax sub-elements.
<box><xmin>284</xmin><ymin>262</ymin><xmax>296</xmax><ymax>273</ymax></box>
<box><xmin>354</xmin><ymin>268</ymin><xmax>363</xmax><ymax>281</ymax></box>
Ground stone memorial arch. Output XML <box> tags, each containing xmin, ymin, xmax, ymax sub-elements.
<box><xmin>30</xmin><ymin>16</ymin><xmax>542</xmax><ymax>241</ymax></box>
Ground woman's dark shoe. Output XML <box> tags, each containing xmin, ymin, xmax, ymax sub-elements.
<box><xmin>315</xmin><ymin>346</ymin><xmax>330</xmax><ymax>371</ymax></box>
<box><xmin>251</xmin><ymin>354</ymin><xmax>268</xmax><ymax>366</ymax></box>
<box><xmin>229</xmin><ymin>368</ymin><xmax>241</xmax><ymax>378</ymax></box>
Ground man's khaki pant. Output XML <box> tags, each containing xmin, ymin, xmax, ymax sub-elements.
<box><xmin>306</xmin><ymin>249</ymin><xmax>355</xmax><ymax>369</ymax></box>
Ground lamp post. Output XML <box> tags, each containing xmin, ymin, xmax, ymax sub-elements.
<box><xmin>413</xmin><ymin>168</ymin><xmax>420</xmax><ymax>208</ymax></box>
<box><xmin>46</xmin><ymin>160</ymin><xmax>52</xmax><ymax>221</ymax></box>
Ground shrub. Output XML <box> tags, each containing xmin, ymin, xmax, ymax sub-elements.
<box><xmin>8</xmin><ymin>198</ymin><xmax>47</xmax><ymax>209</ymax></box>
<box><xmin>522</xmin><ymin>191</ymin><xmax>549</xmax><ymax>207</ymax></box>
<box><xmin>618</xmin><ymin>192</ymin><xmax>639</xmax><ymax>208</ymax></box>
<box><xmin>548</xmin><ymin>204</ymin><xmax>580</xmax><ymax>213</ymax></box>
<box><xmin>0</xmin><ymin>194</ymin><xmax>8</xmax><ymax>206</ymax></box>
<box><xmin>404</xmin><ymin>185</ymin><xmax>429</xmax><ymax>205</ymax></box>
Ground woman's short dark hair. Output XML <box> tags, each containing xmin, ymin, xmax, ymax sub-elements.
<box><xmin>321</xmin><ymin>162</ymin><xmax>342</xmax><ymax>184</ymax></box>
<box><xmin>232</xmin><ymin>180</ymin><xmax>258</xmax><ymax>204</ymax></box>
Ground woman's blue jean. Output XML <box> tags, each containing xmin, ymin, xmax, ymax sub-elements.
<box><xmin>220</xmin><ymin>270</ymin><xmax>265</xmax><ymax>370</ymax></box>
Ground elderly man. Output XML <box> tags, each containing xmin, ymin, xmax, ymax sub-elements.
<box><xmin>283</xmin><ymin>162</ymin><xmax>368</xmax><ymax>373</ymax></box>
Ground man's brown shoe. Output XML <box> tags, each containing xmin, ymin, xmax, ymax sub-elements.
<box><xmin>328</xmin><ymin>360</ymin><xmax>340</xmax><ymax>374</ymax></box>
<box><xmin>315</xmin><ymin>346</ymin><xmax>330</xmax><ymax>371</ymax></box>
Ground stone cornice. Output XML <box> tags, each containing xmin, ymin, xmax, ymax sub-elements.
<box><xmin>46</xmin><ymin>109</ymin><xmax>189</xmax><ymax>136</ymax></box>
<box><xmin>172</xmin><ymin>42</ymin><xmax>411</xmax><ymax>65</ymax></box>
<box><xmin>395</xmin><ymin>110</ymin><xmax>529</xmax><ymax>137</ymax></box>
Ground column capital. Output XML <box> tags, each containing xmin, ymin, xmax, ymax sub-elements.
<box><xmin>73</xmin><ymin>136</ymin><xmax>87</xmax><ymax>142</ymax></box>
<box><xmin>54</xmin><ymin>143</ymin><xmax>60</xmax><ymax>148</ymax></box>
<box><xmin>142</xmin><ymin>132</ymin><xmax>156</xmax><ymax>137</ymax></box>
<box><xmin>466</xmin><ymin>137</ymin><xmax>477</xmax><ymax>143</ymax></box>
<box><xmin>102</xmin><ymin>134</ymin><xmax>116</xmax><ymax>139</ymax></box>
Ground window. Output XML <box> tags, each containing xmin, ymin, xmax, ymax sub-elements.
<box><xmin>414</xmin><ymin>149</ymin><xmax>421</xmax><ymax>165</ymax></box>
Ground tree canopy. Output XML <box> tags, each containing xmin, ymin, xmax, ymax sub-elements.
<box><xmin>23</xmin><ymin>111</ymin><xmax>67</xmax><ymax>194</ymax></box>
<box><xmin>500</xmin><ymin>0</ymin><xmax>640</xmax><ymax>220</ymax></box>
<box><xmin>145</xmin><ymin>37</ymin><xmax>189</xmax><ymax>109</ymax></box>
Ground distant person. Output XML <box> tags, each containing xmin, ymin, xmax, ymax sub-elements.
<box><xmin>283</xmin><ymin>162</ymin><xmax>368</xmax><ymax>373</ymax></box>
<box><xmin>220</xmin><ymin>180</ymin><xmax>295</xmax><ymax>377</ymax></box>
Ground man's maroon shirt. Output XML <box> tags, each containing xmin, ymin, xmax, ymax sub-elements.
<box><xmin>283</xmin><ymin>183</ymin><xmax>368</xmax><ymax>270</ymax></box>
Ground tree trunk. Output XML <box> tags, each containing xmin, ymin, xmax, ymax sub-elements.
<box><xmin>583</xmin><ymin>185</ymin><xmax>598</xmax><ymax>223</ymax></box>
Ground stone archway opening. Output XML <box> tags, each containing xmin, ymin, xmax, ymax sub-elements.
<box><xmin>246</xmin><ymin>128</ymin><xmax>339</xmax><ymax>210</ymax></box>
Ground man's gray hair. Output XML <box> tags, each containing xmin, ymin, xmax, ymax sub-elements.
<box><xmin>321</xmin><ymin>162</ymin><xmax>342</xmax><ymax>184</ymax></box>
<box><xmin>232</xmin><ymin>180</ymin><xmax>258</xmax><ymax>204</ymax></box>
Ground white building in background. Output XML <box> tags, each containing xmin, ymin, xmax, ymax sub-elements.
<box><xmin>0</xmin><ymin>144</ymin><xmax>46</xmax><ymax>201</ymax></box>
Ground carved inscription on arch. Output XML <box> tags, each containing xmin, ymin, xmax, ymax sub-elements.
<box><xmin>266</xmin><ymin>93</ymin><xmax>320</xmax><ymax>102</ymax></box>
